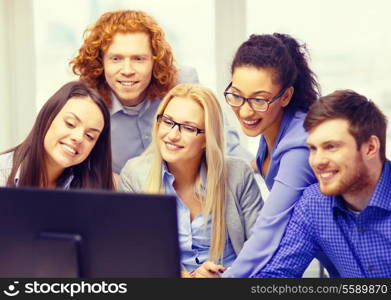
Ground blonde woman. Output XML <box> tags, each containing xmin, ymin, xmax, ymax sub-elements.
<box><xmin>119</xmin><ymin>84</ymin><xmax>263</xmax><ymax>277</ymax></box>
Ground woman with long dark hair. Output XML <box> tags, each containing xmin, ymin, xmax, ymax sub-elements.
<box><xmin>221</xmin><ymin>33</ymin><xmax>321</xmax><ymax>277</ymax></box>
<box><xmin>0</xmin><ymin>81</ymin><xmax>114</xmax><ymax>189</ymax></box>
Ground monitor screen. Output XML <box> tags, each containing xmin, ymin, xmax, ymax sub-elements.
<box><xmin>0</xmin><ymin>187</ymin><xmax>180</xmax><ymax>278</ymax></box>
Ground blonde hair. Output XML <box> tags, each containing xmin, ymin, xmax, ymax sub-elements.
<box><xmin>142</xmin><ymin>83</ymin><xmax>227</xmax><ymax>262</ymax></box>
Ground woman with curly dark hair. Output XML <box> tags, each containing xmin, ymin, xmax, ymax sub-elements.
<box><xmin>220</xmin><ymin>33</ymin><xmax>323</xmax><ymax>277</ymax></box>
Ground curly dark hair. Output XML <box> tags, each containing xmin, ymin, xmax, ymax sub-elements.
<box><xmin>231</xmin><ymin>33</ymin><xmax>320</xmax><ymax>112</ymax></box>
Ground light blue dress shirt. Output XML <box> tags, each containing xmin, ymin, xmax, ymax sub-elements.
<box><xmin>110</xmin><ymin>95</ymin><xmax>159</xmax><ymax>173</ymax></box>
<box><xmin>110</xmin><ymin>66</ymin><xmax>253</xmax><ymax>173</ymax></box>
<box><xmin>119</xmin><ymin>154</ymin><xmax>264</xmax><ymax>266</ymax></box>
<box><xmin>223</xmin><ymin>108</ymin><xmax>317</xmax><ymax>277</ymax></box>
<box><xmin>161</xmin><ymin>163</ymin><xmax>237</xmax><ymax>271</ymax></box>
<box><xmin>257</xmin><ymin>161</ymin><xmax>391</xmax><ymax>278</ymax></box>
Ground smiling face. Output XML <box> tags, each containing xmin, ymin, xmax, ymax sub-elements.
<box><xmin>307</xmin><ymin>119</ymin><xmax>370</xmax><ymax>197</ymax></box>
<box><xmin>103</xmin><ymin>32</ymin><xmax>154</xmax><ymax>106</ymax></box>
<box><xmin>157</xmin><ymin>96</ymin><xmax>206</xmax><ymax>167</ymax></box>
<box><xmin>43</xmin><ymin>96</ymin><xmax>104</xmax><ymax>176</ymax></box>
<box><xmin>229</xmin><ymin>66</ymin><xmax>291</xmax><ymax>138</ymax></box>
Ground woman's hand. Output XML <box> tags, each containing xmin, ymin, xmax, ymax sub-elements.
<box><xmin>180</xmin><ymin>271</ymin><xmax>192</xmax><ymax>278</ymax></box>
<box><xmin>192</xmin><ymin>261</ymin><xmax>226</xmax><ymax>278</ymax></box>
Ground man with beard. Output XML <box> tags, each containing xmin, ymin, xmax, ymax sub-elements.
<box><xmin>254</xmin><ymin>90</ymin><xmax>391</xmax><ymax>277</ymax></box>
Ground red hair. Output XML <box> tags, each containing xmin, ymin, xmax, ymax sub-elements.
<box><xmin>70</xmin><ymin>10</ymin><xmax>178</xmax><ymax>107</ymax></box>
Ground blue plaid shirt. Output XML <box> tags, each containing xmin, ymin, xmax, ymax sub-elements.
<box><xmin>256</xmin><ymin>161</ymin><xmax>391</xmax><ymax>278</ymax></box>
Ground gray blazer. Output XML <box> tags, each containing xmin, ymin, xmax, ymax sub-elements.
<box><xmin>119</xmin><ymin>155</ymin><xmax>264</xmax><ymax>255</ymax></box>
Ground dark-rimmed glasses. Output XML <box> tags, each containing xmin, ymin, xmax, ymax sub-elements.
<box><xmin>157</xmin><ymin>114</ymin><xmax>205</xmax><ymax>136</ymax></box>
<box><xmin>224</xmin><ymin>82</ymin><xmax>286</xmax><ymax>112</ymax></box>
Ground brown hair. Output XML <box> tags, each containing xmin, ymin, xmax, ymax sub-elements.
<box><xmin>304</xmin><ymin>89</ymin><xmax>387</xmax><ymax>162</ymax></box>
<box><xmin>70</xmin><ymin>10</ymin><xmax>178</xmax><ymax>107</ymax></box>
<box><xmin>2</xmin><ymin>81</ymin><xmax>114</xmax><ymax>189</ymax></box>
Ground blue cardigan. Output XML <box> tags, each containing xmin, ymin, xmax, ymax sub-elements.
<box><xmin>223</xmin><ymin>109</ymin><xmax>317</xmax><ymax>277</ymax></box>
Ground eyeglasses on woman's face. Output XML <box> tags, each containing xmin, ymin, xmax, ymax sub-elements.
<box><xmin>224</xmin><ymin>82</ymin><xmax>286</xmax><ymax>112</ymax></box>
<box><xmin>157</xmin><ymin>114</ymin><xmax>205</xmax><ymax>136</ymax></box>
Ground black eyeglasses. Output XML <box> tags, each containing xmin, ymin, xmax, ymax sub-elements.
<box><xmin>157</xmin><ymin>114</ymin><xmax>205</xmax><ymax>136</ymax></box>
<box><xmin>224</xmin><ymin>82</ymin><xmax>286</xmax><ymax>112</ymax></box>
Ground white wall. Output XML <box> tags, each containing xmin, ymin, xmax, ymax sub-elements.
<box><xmin>4</xmin><ymin>1</ymin><xmax>389</xmax><ymax>158</ymax></box>
<box><xmin>0</xmin><ymin>0</ymin><xmax>12</xmax><ymax>151</ymax></box>
<box><xmin>0</xmin><ymin>0</ymin><xmax>249</xmax><ymax>152</ymax></box>
<box><xmin>0</xmin><ymin>0</ymin><xmax>36</xmax><ymax>151</ymax></box>
<box><xmin>246</xmin><ymin>0</ymin><xmax>391</xmax><ymax>158</ymax></box>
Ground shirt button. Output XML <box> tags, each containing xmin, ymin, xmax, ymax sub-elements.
<box><xmin>359</xmin><ymin>228</ymin><xmax>365</xmax><ymax>233</ymax></box>
<box><xmin>144</xmin><ymin>135</ymin><xmax>149</xmax><ymax>139</ymax></box>
<box><xmin>368</xmin><ymin>266</ymin><xmax>373</xmax><ymax>271</ymax></box>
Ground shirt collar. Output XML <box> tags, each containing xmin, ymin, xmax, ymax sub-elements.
<box><xmin>161</xmin><ymin>159</ymin><xmax>207</xmax><ymax>192</ymax></box>
<box><xmin>366</xmin><ymin>161</ymin><xmax>391</xmax><ymax>211</ymax></box>
<box><xmin>110</xmin><ymin>92</ymin><xmax>151</xmax><ymax>116</ymax></box>
<box><xmin>61</xmin><ymin>173</ymin><xmax>74</xmax><ymax>190</ymax></box>
<box><xmin>110</xmin><ymin>93</ymin><xmax>124</xmax><ymax>116</ymax></box>
<box><xmin>332</xmin><ymin>161</ymin><xmax>391</xmax><ymax>214</ymax></box>
<box><xmin>161</xmin><ymin>162</ymin><xmax>175</xmax><ymax>188</ymax></box>
<box><xmin>258</xmin><ymin>108</ymin><xmax>294</xmax><ymax>158</ymax></box>
<box><xmin>332</xmin><ymin>195</ymin><xmax>348</xmax><ymax>214</ymax></box>
<box><xmin>275</xmin><ymin>108</ymin><xmax>294</xmax><ymax>146</ymax></box>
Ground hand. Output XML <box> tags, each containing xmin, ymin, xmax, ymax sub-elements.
<box><xmin>180</xmin><ymin>271</ymin><xmax>192</xmax><ymax>278</ymax></box>
<box><xmin>192</xmin><ymin>261</ymin><xmax>226</xmax><ymax>278</ymax></box>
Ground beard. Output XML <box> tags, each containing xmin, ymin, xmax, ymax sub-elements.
<box><xmin>319</xmin><ymin>155</ymin><xmax>370</xmax><ymax>197</ymax></box>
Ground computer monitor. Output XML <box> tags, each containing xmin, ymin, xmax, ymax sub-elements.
<box><xmin>0</xmin><ymin>187</ymin><xmax>180</xmax><ymax>278</ymax></box>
